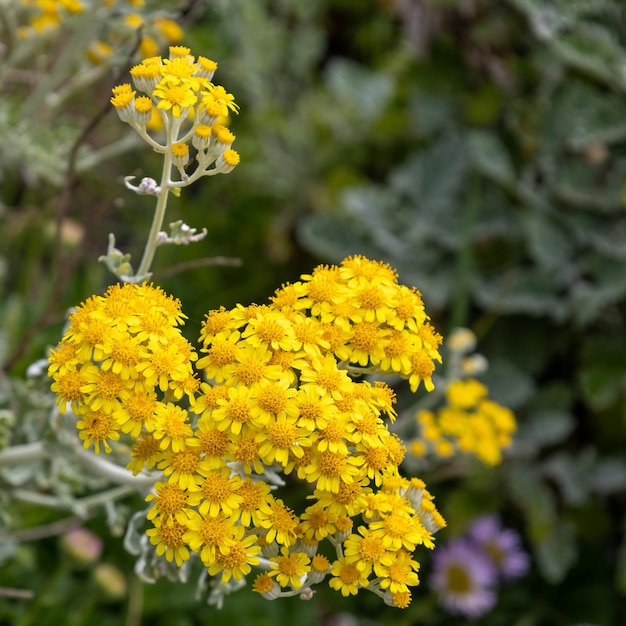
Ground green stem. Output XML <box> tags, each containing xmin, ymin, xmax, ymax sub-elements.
<box><xmin>124</xmin><ymin>576</ymin><xmax>144</xmax><ymax>626</ymax></box>
<box><xmin>17</xmin><ymin>562</ymin><xmax>67</xmax><ymax>626</ymax></box>
<box><xmin>449</xmin><ymin>173</ymin><xmax>479</xmax><ymax>330</ymax></box>
<box><xmin>136</xmin><ymin>149</ymin><xmax>173</xmax><ymax>279</ymax></box>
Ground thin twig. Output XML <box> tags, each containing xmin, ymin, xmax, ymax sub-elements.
<box><xmin>0</xmin><ymin>587</ymin><xmax>35</xmax><ymax>600</ymax></box>
<box><xmin>154</xmin><ymin>255</ymin><xmax>243</xmax><ymax>279</ymax></box>
<box><xmin>4</xmin><ymin>515</ymin><xmax>84</xmax><ymax>543</ymax></box>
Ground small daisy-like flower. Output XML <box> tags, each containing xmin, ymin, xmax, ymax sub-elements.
<box><xmin>145</xmin><ymin>480</ymin><xmax>197</xmax><ymax>524</ymax></box>
<box><xmin>378</xmin><ymin>549</ymin><xmax>420</xmax><ymax>595</ymax></box>
<box><xmin>197</xmin><ymin>466</ymin><xmax>244</xmax><ymax>518</ymax></box>
<box><xmin>430</xmin><ymin>539</ymin><xmax>497</xmax><ymax>618</ymax></box>
<box><xmin>329</xmin><ymin>558</ymin><xmax>369</xmax><ymax>597</ymax></box>
<box><xmin>257</xmin><ymin>413</ymin><xmax>308</xmax><ymax>467</ymax></box>
<box><xmin>235</xmin><ymin>479</ymin><xmax>272</xmax><ymax>528</ymax></box>
<box><xmin>201</xmin><ymin>84</ymin><xmax>239</xmax><ymax>115</ymax></box>
<box><xmin>184</xmin><ymin>510</ymin><xmax>236</xmax><ymax>567</ymax></box>
<box><xmin>207</xmin><ymin>527</ymin><xmax>261</xmax><ymax>582</ymax></box>
<box><xmin>153</xmin><ymin>80</ymin><xmax>197</xmax><ymax>118</ymax></box>
<box><xmin>146</xmin><ymin>517</ymin><xmax>191</xmax><ymax>567</ymax></box>
<box><xmin>268</xmin><ymin>547</ymin><xmax>311</xmax><ymax>589</ymax></box>
<box><xmin>152</xmin><ymin>403</ymin><xmax>193</xmax><ymax>452</ymax></box>
<box><xmin>343</xmin><ymin>526</ymin><xmax>394</xmax><ymax>578</ymax></box>
<box><xmin>252</xmin><ymin>572</ymin><xmax>281</xmax><ymax>599</ymax></box>
<box><xmin>305</xmin><ymin>448</ymin><xmax>362</xmax><ymax>493</ymax></box>
<box><xmin>256</xmin><ymin>497</ymin><xmax>300</xmax><ymax>547</ymax></box>
<box><xmin>76</xmin><ymin>408</ymin><xmax>120</xmax><ymax>454</ymax></box>
<box><xmin>369</xmin><ymin>511</ymin><xmax>430</xmax><ymax>552</ymax></box>
<box><xmin>467</xmin><ymin>515</ymin><xmax>529</xmax><ymax>580</ymax></box>
<box><xmin>158</xmin><ymin>444</ymin><xmax>202</xmax><ymax>489</ymax></box>
<box><xmin>127</xmin><ymin>434</ymin><xmax>165</xmax><ymax>475</ymax></box>
<box><xmin>299</xmin><ymin>503</ymin><xmax>337</xmax><ymax>542</ymax></box>
<box><xmin>308</xmin><ymin>553</ymin><xmax>331</xmax><ymax>584</ymax></box>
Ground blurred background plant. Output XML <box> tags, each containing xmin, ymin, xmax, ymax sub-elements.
<box><xmin>1</xmin><ymin>0</ymin><xmax>626</xmax><ymax>625</ymax></box>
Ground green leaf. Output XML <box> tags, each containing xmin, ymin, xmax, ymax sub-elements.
<box><xmin>572</xmin><ymin>258</ymin><xmax>626</xmax><ymax>326</ymax></box>
<box><xmin>390</xmin><ymin>135</ymin><xmax>467</xmax><ymax>224</ymax></box>
<box><xmin>473</xmin><ymin>268</ymin><xmax>570</xmax><ymax>320</ymax></box>
<box><xmin>579</xmin><ymin>333</ymin><xmax>626</xmax><ymax>410</ymax></box>
<box><xmin>481</xmin><ymin>357</ymin><xmax>535</xmax><ymax>409</ymax></box>
<box><xmin>551</xmin><ymin>23</ymin><xmax>626</xmax><ymax>88</ymax></box>
<box><xmin>541</xmin><ymin>451</ymin><xmax>593</xmax><ymax>505</ymax></box>
<box><xmin>525</xmin><ymin>410</ymin><xmax>575</xmax><ymax>448</ymax></box>
<box><xmin>534</xmin><ymin>520</ymin><xmax>578</xmax><ymax>583</ymax></box>
<box><xmin>467</xmin><ymin>130</ymin><xmax>515</xmax><ymax>186</ymax></box>
<box><xmin>325</xmin><ymin>58</ymin><xmax>394</xmax><ymax>121</ymax></box>
<box><xmin>521</xmin><ymin>211</ymin><xmax>573</xmax><ymax>270</ymax></box>
<box><xmin>591</xmin><ymin>458</ymin><xmax>626</xmax><ymax>495</ymax></box>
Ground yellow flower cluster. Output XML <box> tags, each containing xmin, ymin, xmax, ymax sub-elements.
<box><xmin>111</xmin><ymin>46</ymin><xmax>240</xmax><ymax>177</ymax></box>
<box><xmin>18</xmin><ymin>0</ymin><xmax>84</xmax><ymax>35</ymax></box>
<box><xmin>411</xmin><ymin>379</ymin><xmax>517</xmax><ymax>466</ymax></box>
<box><xmin>48</xmin><ymin>256</ymin><xmax>445</xmax><ymax>608</ymax></box>
<box><xmin>49</xmin><ymin>283</ymin><xmax>198</xmax><ymax>454</ymax></box>
<box><xmin>18</xmin><ymin>1</ymin><xmax>183</xmax><ymax>62</ymax></box>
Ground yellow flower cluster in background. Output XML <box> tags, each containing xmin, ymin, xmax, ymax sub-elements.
<box><xmin>17</xmin><ymin>0</ymin><xmax>183</xmax><ymax>61</ymax></box>
<box><xmin>111</xmin><ymin>46</ymin><xmax>240</xmax><ymax>178</ymax></box>
<box><xmin>411</xmin><ymin>378</ymin><xmax>517</xmax><ymax>466</ymax></box>
<box><xmin>48</xmin><ymin>255</ymin><xmax>445</xmax><ymax>608</ymax></box>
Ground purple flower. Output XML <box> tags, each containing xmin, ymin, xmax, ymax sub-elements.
<box><xmin>430</xmin><ymin>539</ymin><xmax>497</xmax><ymax>618</ymax></box>
<box><xmin>467</xmin><ymin>515</ymin><xmax>529</xmax><ymax>580</ymax></box>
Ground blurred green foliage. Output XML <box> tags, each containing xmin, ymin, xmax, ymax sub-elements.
<box><xmin>2</xmin><ymin>0</ymin><xmax>626</xmax><ymax>624</ymax></box>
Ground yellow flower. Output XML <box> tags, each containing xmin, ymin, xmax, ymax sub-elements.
<box><xmin>252</xmin><ymin>572</ymin><xmax>280</xmax><ymax>599</ymax></box>
<box><xmin>161</xmin><ymin>57</ymin><xmax>207</xmax><ymax>93</ymax></box>
<box><xmin>207</xmin><ymin>527</ymin><xmax>261</xmax><ymax>582</ymax></box>
<box><xmin>378</xmin><ymin>549</ymin><xmax>420</xmax><ymax>594</ymax></box>
<box><xmin>183</xmin><ymin>510</ymin><xmax>236</xmax><ymax>567</ymax></box>
<box><xmin>308</xmin><ymin>553</ymin><xmax>332</xmax><ymax>584</ymax></box>
<box><xmin>234</xmin><ymin>479</ymin><xmax>272</xmax><ymax>527</ymax></box>
<box><xmin>299</xmin><ymin>354</ymin><xmax>353</xmax><ymax>401</ymax></box>
<box><xmin>146</xmin><ymin>517</ymin><xmax>190</xmax><ymax>567</ymax></box>
<box><xmin>196</xmin><ymin>331</ymin><xmax>241</xmax><ymax>382</ymax></box>
<box><xmin>145</xmin><ymin>481</ymin><xmax>198</xmax><ymax>524</ymax></box>
<box><xmin>304</xmin><ymin>449</ymin><xmax>361</xmax><ymax>493</ymax></box>
<box><xmin>86</xmin><ymin>40</ymin><xmax>112</xmax><ymax>65</ymax></box>
<box><xmin>153</xmin><ymin>80</ymin><xmax>197</xmax><ymax>118</ymax></box>
<box><xmin>152</xmin><ymin>403</ymin><xmax>193</xmax><ymax>452</ymax></box>
<box><xmin>114</xmin><ymin>390</ymin><xmax>158</xmax><ymax>438</ymax></box>
<box><xmin>251</xmin><ymin>378</ymin><xmax>297</xmax><ymax>421</ymax></box>
<box><xmin>211</xmin><ymin>385</ymin><xmax>259</xmax><ymax>435</ymax></box>
<box><xmin>268</xmin><ymin>547</ymin><xmax>311</xmax><ymax>589</ymax></box>
<box><xmin>299</xmin><ymin>503</ymin><xmax>337</xmax><ymax>542</ymax></box>
<box><xmin>127</xmin><ymin>435</ymin><xmax>165</xmax><ymax>475</ymax></box>
<box><xmin>241</xmin><ymin>308</ymin><xmax>299</xmax><ymax>352</ymax></box>
<box><xmin>158</xmin><ymin>444</ymin><xmax>201</xmax><ymax>489</ymax></box>
<box><xmin>256</xmin><ymin>497</ymin><xmax>300</xmax><ymax>547</ymax></box>
<box><xmin>257</xmin><ymin>414</ymin><xmax>308</xmax><ymax>467</ymax></box>
<box><xmin>329</xmin><ymin>558</ymin><xmax>369</xmax><ymax>596</ymax></box>
<box><xmin>153</xmin><ymin>17</ymin><xmax>184</xmax><ymax>44</ymax></box>
<box><xmin>369</xmin><ymin>511</ymin><xmax>432</xmax><ymax>552</ymax></box>
<box><xmin>201</xmin><ymin>84</ymin><xmax>239</xmax><ymax>115</ymax></box>
<box><xmin>197</xmin><ymin>466</ymin><xmax>244</xmax><ymax>518</ymax></box>
<box><xmin>343</xmin><ymin>526</ymin><xmax>394</xmax><ymax>578</ymax></box>
<box><xmin>76</xmin><ymin>408</ymin><xmax>120</xmax><ymax>454</ymax></box>
<box><xmin>446</xmin><ymin>379</ymin><xmax>488</xmax><ymax>409</ymax></box>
